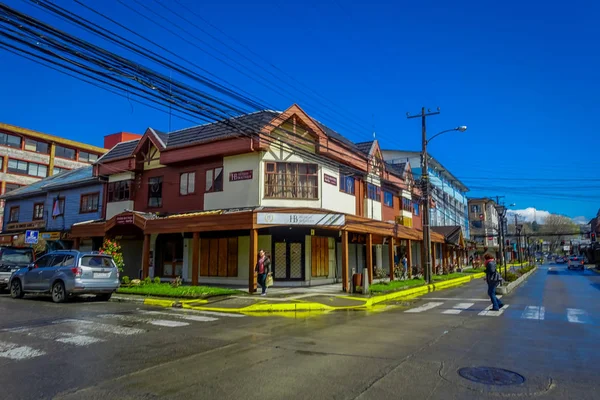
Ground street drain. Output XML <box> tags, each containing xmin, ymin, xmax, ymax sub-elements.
<box><xmin>458</xmin><ymin>367</ymin><xmax>525</xmax><ymax>386</ymax></box>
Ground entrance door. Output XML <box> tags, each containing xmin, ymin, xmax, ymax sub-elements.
<box><xmin>272</xmin><ymin>241</ymin><xmax>304</xmax><ymax>280</ymax></box>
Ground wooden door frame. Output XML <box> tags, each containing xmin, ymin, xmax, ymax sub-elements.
<box><xmin>271</xmin><ymin>240</ymin><xmax>305</xmax><ymax>281</ymax></box>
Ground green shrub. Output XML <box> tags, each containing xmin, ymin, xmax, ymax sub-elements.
<box><xmin>153</xmin><ymin>277</ymin><xmax>161</xmax><ymax>284</ymax></box>
<box><xmin>122</xmin><ymin>276</ymin><xmax>130</xmax><ymax>285</ymax></box>
<box><xmin>143</xmin><ymin>277</ymin><xmax>152</xmax><ymax>285</ymax></box>
<box><xmin>504</xmin><ymin>272</ymin><xmax>519</xmax><ymax>282</ymax></box>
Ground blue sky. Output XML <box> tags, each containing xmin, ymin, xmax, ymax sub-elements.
<box><xmin>1</xmin><ymin>0</ymin><xmax>599</xmax><ymax>220</ymax></box>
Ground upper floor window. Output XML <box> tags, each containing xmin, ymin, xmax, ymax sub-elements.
<box><xmin>383</xmin><ymin>191</ymin><xmax>393</xmax><ymax>207</ymax></box>
<box><xmin>265</xmin><ymin>162</ymin><xmax>318</xmax><ymax>199</ymax></box>
<box><xmin>52</xmin><ymin>167</ymin><xmax>69</xmax><ymax>175</ymax></box>
<box><xmin>9</xmin><ymin>206</ymin><xmax>19</xmax><ymax>223</ymax></box>
<box><xmin>366</xmin><ymin>183</ymin><xmax>380</xmax><ymax>202</ymax></box>
<box><xmin>79</xmin><ymin>151</ymin><xmax>99</xmax><ymax>163</ymax></box>
<box><xmin>339</xmin><ymin>174</ymin><xmax>355</xmax><ymax>195</ymax></box>
<box><xmin>107</xmin><ymin>180</ymin><xmax>132</xmax><ymax>202</ymax></box>
<box><xmin>413</xmin><ymin>202</ymin><xmax>420</xmax><ymax>216</ymax></box>
<box><xmin>33</xmin><ymin>203</ymin><xmax>44</xmax><ymax>220</ymax></box>
<box><xmin>55</xmin><ymin>145</ymin><xmax>76</xmax><ymax>160</ymax></box>
<box><xmin>8</xmin><ymin>159</ymin><xmax>47</xmax><ymax>178</ymax></box>
<box><xmin>180</xmin><ymin>172</ymin><xmax>196</xmax><ymax>195</ymax></box>
<box><xmin>148</xmin><ymin>176</ymin><xmax>163</xmax><ymax>208</ymax></box>
<box><xmin>471</xmin><ymin>220</ymin><xmax>483</xmax><ymax>229</ymax></box>
<box><xmin>24</xmin><ymin>139</ymin><xmax>49</xmax><ymax>153</ymax></box>
<box><xmin>80</xmin><ymin>193</ymin><xmax>100</xmax><ymax>213</ymax></box>
<box><xmin>0</xmin><ymin>133</ymin><xmax>22</xmax><ymax>148</ymax></box>
<box><xmin>471</xmin><ymin>205</ymin><xmax>481</xmax><ymax>213</ymax></box>
<box><xmin>402</xmin><ymin>197</ymin><xmax>413</xmax><ymax>212</ymax></box>
<box><xmin>52</xmin><ymin>197</ymin><xmax>65</xmax><ymax>217</ymax></box>
<box><xmin>4</xmin><ymin>183</ymin><xmax>21</xmax><ymax>193</ymax></box>
<box><xmin>205</xmin><ymin>167</ymin><xmax>223</xmax><ymax>193</ymax></box>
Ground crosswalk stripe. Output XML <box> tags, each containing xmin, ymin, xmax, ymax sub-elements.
<box><xmin>54</xmin><ymin>319</ymin><xmax>146</xmax><ymax>335</ymax></box>
<box><xmin>0</xmin><ymin>341</ymin><xmax>45</xmax><ymax>360</ymax></box>
<box><xmin>405</xmin><ymin>302</ymin><xmax>444</xmax><ymax>313</ymax></box>
<box><xmin>138</xmin><ymin>310</ymin><xmax>218</xmax><ymax>322</ymax></box>
<box><xmin>478</xmin><ymin>304</ymin><xmax>509</xmax><ymax>316</ymax></box>
<box><xmin>97</xmin><ymin>313</ymin><xmax>190</xmax><ymax>327</ymax></box>
<box><xmin>441</xmin><ymin>302</ymin><xmax>475</xmax><ymax>315</ymax></box>
<box><xmin>7</xmin><ymin>327</ymin><xmax>105</xmax><ymax>347</ymax></box>
<box><xmin>566</xmin><ymin>308</ymin><xmax>589</xmax><ymax>324</ymax></box>
<box><xmin>521</xmin><ymin>306</ymin><xmax>545</xmax><ymax>320</ymax></box>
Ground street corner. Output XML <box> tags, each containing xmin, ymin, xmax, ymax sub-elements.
<box><xmin>143</xmin><ymin>298</ymin><xmax>178</xmax><ymax>308</ymax></box>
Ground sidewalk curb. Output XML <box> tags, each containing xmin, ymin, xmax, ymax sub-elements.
<box><xmin>496</xmin><ymin>267</ymin><xmax>537</xmax><ymax>295</ymax></box>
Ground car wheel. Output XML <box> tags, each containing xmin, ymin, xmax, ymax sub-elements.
<box><xmin>95</xmin><ymin>293</ymin><xmax>112</xmax><ymax>302</ymax></box>
<box><xmin>10</xmin><ymin>279</ymin><xmax>24</xmax><ymax>299</ymax></box>
<box><xmin>51</xmin><ymin>281</ymin><xmax>67</xmax><ymax>303</ymax></box>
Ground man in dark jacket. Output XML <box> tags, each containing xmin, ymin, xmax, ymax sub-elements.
<box><xmin>484</xmin><ymin>254</ymin><xmax>504</xmax><ymax>311</ymax></box>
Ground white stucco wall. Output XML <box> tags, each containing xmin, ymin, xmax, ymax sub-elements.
<box><xmin>204</xmin><ymin>152</ymin><xmax>261</xmax><ymax>210</ymax></box>
<box><xmin>106</xmin><ymin>201</ymin><xmax>134</xmax><ymax>220</ymax></box>
<box><xmin>320</xmin><ymin>164</ymin><xmax>355</xmax><ymax>215</ymax></box>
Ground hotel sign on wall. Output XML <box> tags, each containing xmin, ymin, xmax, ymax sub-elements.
<box><xmin>323</xmin><ymin>174</ymin><xmax>337</xmax><ymax>186</ymax></box>
<box><xmin>229</xmin><ymin>170</ymin><xmax>253</xmax><ymax>181</ymax></box>
<box><xmin>257</xmin><ymin>213</ymin><xmax>345</xmax><ymax>226</ymax></box>
<box><xmin>116</xmin><ymin>214</ymin><xmax>134</xmax><ymax>224</ymax></box>
<box><xmin>5</xmin><ymin>220</ymin><xmax>45</xmax><ymax>232</ymax></box>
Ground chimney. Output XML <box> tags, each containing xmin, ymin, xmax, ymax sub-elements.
<box><xmin>103</xmin><ymin>132</ymin><xmax>142</xmax><ymax>149</ymax></box>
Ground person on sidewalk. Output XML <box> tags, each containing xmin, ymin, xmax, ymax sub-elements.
<box><xmin>401</xmin><ymin>255</ymin><xmax>408</xmax><ymax>279</ymax></box>
<box><xmin>484</xmin><ymin>253</ymin><xmax>504</xmax><ymax>311</ymax></box>
<box><xmin>255</xmin><ymin>249</ymin><xmax>271</xmax><ymax>296</ymax></box>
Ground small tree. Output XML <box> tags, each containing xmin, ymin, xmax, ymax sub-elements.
<box><xmin>100</xmin><ymin>238</ymin><xmax>125</xmax><ymax>272</ymax></box>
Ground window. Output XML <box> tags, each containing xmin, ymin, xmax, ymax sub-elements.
<box><xmin>51</xmin><ymin>197</ymin><xmax>65</xmax><ymax>217</ymax></box>
<box><xmin>8</xmin><ymin>206</ymin><xmax>19</xmax><ymax>223</ymax></box>
<box><xmin>148</xmin><ymin>176</ymin><xmax>163</xmax><ymax>207</ymax></box>
<box><xmin>4</xmin><ymin>183</ymin><xmax>21</xmax><ymax>193</ymax></box>
<box><xmin>339</xmin><ymin>174</ymin><xmax>355</xmax><ymax>195</ymax></box>
<box><xmin>471</xmin><ymin>220</ymin><xmax>483</xmax><ymax>229</ymax></box>
<box><xmin>180</xmin><ymin>172</ymin><xmax>196</xmax><ymax>195</ymax></box>
<box><xmin>413</xmin><ymin>202</ymin><xmax>420</xmax><ymax>216</ymax></box>
<box><xmin>402</xmin><ymin>198</ymin><xmax>413</xmax><ymax>212</ymax></box>
<box><xmin>366</xmin><ymin>183</ymin><xmax>380</xmax><ymax>201</ymax></box>
<box><xmin>0</xmin><ymin>133</ymin><xmax>22</xmax><ymax>148</ymax></box>
<box><xmin>54</xmin><ymin>145</ymin><xmax>76</xmax><ymax>160</ymax></box>
<box><xmin>80</xmin><ymin>193</ymin><xmax>100</xmax><ymax>213</ymax></box>
<box><xmin>205</xmin><ymin>167</ymin><xmax>223</xmax><ymax>193</ymax></box>
<box><xmin>265</xmin><ymin>162</ymin><xmax>318</xmax><ymax>199</ymax></box>
<box><xmin>79</xmin><ymin>151</ymin><xmax>98</xmax><ymax>163</ymax></box>
<box><xmin>33</xmin><ymin>203</ymin><xmax>44</xmax><ymax>220</ymax></box>
<box><xmin>7</xmin><ymin>159</ymin><xmax>47</xmax><ymax>177</ymax></box>
<box><xmin>24</xmin><ymin>139</ymin><xmax>49</xmax><ymax>153</ymax></box>
<box><xmin>383</xmin><ymin>191</ymin><xmax>393</xmax><ymax>207</ymax></box>
<box><xmin>107</xmin><ymin>180</ymin><xmax>132</xmax><ymax>202</ymax></box>
<box><xmin>52</xmin><ymin>167</ymin><xmax>69</xmax><ymax>175</ymax></box>
<box><xmin>471</xmin><ymin>205</ymin><xmax>481</xmax><ymax>213</ymax></box>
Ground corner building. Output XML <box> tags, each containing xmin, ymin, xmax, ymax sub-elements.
<box><xmin>72</xmin><ymin>105</ymin><xmax>450</xmax><ymax>292</ymax></box>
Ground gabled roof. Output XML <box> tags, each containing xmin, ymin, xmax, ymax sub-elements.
<box><xmin>355</xmin><ymin>141</ymin><xmax>374</xmax><ymax>155</ymax></box>
<box><xmin>432</xmin><ymin>225</ymin><xmax>464</xmax><ymax>247</ymax></box>
<box><xmin>385</xmin><ymin>162</ymin><xmax>406</xmax><ymax>177</ymax></box>
<box><xmin>97</xmin><ymin>139</ymin><xmax>139</xmax><ymax>162</ymax></box>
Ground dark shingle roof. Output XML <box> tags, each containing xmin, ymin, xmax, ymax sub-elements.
<box><xmin>311</xmin><ymin>119</ymin><xmax>359</xmax><ymax>150</ymax></box>
<box><xmin>98</xmin><ymin>139</ymin><xmax>139</xmax><ymax>162</ymax></box>
<box><xmin>432</xmin><ymin>226</ymin><xmax>463</xmax><ymax>246</ymax></box>
<box><xmin>386</xmin><ymin>162</ymin><xmax>406</xmax><ymax>177</ymax></box>
<box><xmin>355</xmin><ymin>141</ymin><xmax>374</xmax><ymax>155</ymax></box>
<box><xmin>151</xmin><ymin>128</ymin><xmax>169</xmax><ymax>148</ymax></box>
<box><xmin>0</xmin><ymin>166</ymin><xmax>97</xmax><ymax>200</ymax></box>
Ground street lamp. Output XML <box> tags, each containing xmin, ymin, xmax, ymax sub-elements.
<box><xmin>422</xmin><ymin>126</ymin><xmax>467</xmax><ymax>284</ymax></box>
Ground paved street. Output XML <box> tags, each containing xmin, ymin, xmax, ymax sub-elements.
<box><xmin>1</xmin><ymin>263</ymin><xmax>599</xmax><ymax>399</ymax></box>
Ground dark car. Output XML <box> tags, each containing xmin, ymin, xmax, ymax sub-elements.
<box><xmin>0</xmin><ymin>246</ymin><xmax>36</xmax><ymax>292</ymax></box>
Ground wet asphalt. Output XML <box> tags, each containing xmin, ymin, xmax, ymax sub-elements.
<box><xmin>0</xmin><ymin>262</ymin><xmax>598</xmax><ymax>400</ymax></box>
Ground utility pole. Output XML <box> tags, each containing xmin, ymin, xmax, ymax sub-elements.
<box><xmin>408</xmin><ymin>107</ymin><xmax>440</xmax><ymax>284</ymax></box>
<box><xmin>515</xmin><ymin>214</ymin><xmax>522</xmax><ymax>264</ymax></box>
<box><xmin>494</xmin><ymin>196</ymin><xmax>507</xmax><ymax>280</ymax></box>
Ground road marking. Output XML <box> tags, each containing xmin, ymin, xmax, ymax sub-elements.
<box><xmin>405</xmin><ymin>302</ymin><xmax>444</xmax><ymax>313</ymax></box>
<box><xmin>97</xmin><ymin>314</ymin><xmax>190</xmax><ymax>327</ymax></box>
<box><xmin>54</xmin><ymin>319</ymin><xmax>146</xmax><ymax>335</ymax></box>
<box><xmin>171</xmin><ymin>309</ymin><xmax>245</xmax><ymax>318</ymax></box>
<box><xmin>442</xmin><ymin>302</ymin><xmax>475</xmax><ymax>315</ymax></box>
<box><xmin>426</xmin><ymin>296</ymin><xmax>502</xmax><ymax>301</ymax></box>
<box><xmin>478</xmin><ymin>304</ymin><xmax>509</xmax><ymax>316</ymax></box>
<box><xmin>0</xmin><ymin>341</ymin><xmax>45</xmax><ymax>360</ymax></box>
<box><xmin>521</xmin><ymin>306</ymin><xmax>545</xmax><ymax>320</ymax></box>
<box><xmin>566</xmin><ymin>308</ymin><xmax>589</xmax><ymax>324</ymax></box>
<box><xmin>56</xmin><ymin>334</ymin><xmax>104</xmax><ymax>346</ymax></box>
<box><xmin>139</xmin><ymin>310</ymin><xmax>218</xmax><ymax>322</ymax></box>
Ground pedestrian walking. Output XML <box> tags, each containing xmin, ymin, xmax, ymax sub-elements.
<box><xmin>255</xmin><ymin>249</ymin><xmax>271</xmax><ymax>296</ymax></box>
<box><xmin>401</xmin><ymin>255</ymin><xmax>408</xmax><ymax>279</ymax></box>
<box><xmin>484</xmin><ymin>254</ymin><xmax>504</xmax><ymax>311</ymax></box>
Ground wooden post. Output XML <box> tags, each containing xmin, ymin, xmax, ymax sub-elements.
<box><xmin>407</xmin><ymin>239</ymin><xmax>412</xmax><ymax>278</ymax></box>
<box><xmin>192</xmin><ymin>232</ymin><xmax>199</xmax><ymax>286</ymax></box>
<box><xmin>432</xmin><ymin>242</ymin><xmax>437</xmax><ymax>275</ymax></box>
<box><xmin>442</xmin><ymin>245</ymin><xmax>448</xmax><ymax>274</ymax></box>
<box><xmin>141</xmin><ymin>234</ymin><xmax>150</xmax><ymax>279</ymax></box>
<box><xmin>249</xmin><ymin>229</ymin><xmax>258</xmax><ymax>293</ymax></box>
<box><xmin>341</xmin><ymin>230</ymin><xmax>349</xmax><ymax>292</ymax></box>
<box><xmin>366</xmin><ymin>233</ymin><xmax>373</xmax><ymax>284</ymax></box>
<box><xmin>419</xmin><ymin>240</ymin><xmax>425</xmax><ymax>278</ymax></box>
<box><xmin>72</xmin><ymin>237</ymin><xmax>80</xmax><ymax>250</ymax></box>
<box><xmin>388</xmin><ymin>237</ymin><xmax>395</xmax><ymax>281</ymax></box>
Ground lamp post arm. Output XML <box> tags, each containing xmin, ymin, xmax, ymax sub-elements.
<box><xmin>426</xmin><ymin>129</ymin><xmax>457</xmax><ymax>145</ymax></box>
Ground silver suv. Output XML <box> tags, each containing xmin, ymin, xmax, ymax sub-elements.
<box><xmin>9</xmin><ymin>250</ymin><xmax>120</xmax><ymax>303</ymax></box>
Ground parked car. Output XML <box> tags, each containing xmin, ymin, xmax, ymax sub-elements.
<box><xmin>0</xmin><ymin>246</ymin><xmax>36</xmax><ymax>292</ymax></box>
<box><xmin>556</xmin><ymin>256</ymin><xmax>566</xmax><ymax>263</ymax></box>
<box><xmin>9</xmin><ymin>250</ymin><xmax>120</xmax><ymax>303</ymax></box>
<box><xmin>567</xmin><ymin>255</ymin><xmax>585</xmax><ymax>271</ymax></box>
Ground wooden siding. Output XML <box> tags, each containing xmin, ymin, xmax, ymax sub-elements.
<box><xmin>311</xmin><ymin>236</ymin><xmax>328</xmax><ymax>277</ymax></box>
<box><xmin>97</xmin><ymin>158</ymin><xmax>135</xmax><ymax>175</ymax></box>
<box><xmin>200</xmin><ymin>236</ymin><xmax>238</xmax><ymax>277</ymax></box>
<box><xmin>160</xmin><ymin>138</ymin><xmax>253</xmax><ymax>164</ymax></box>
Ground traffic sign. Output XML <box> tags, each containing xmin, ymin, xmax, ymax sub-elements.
<box><xmin>25</xmin><ymin>230</ymin><xmax>39</xmax><ymax>244</ymax></box>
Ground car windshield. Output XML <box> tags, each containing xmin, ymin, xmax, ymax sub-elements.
<box><xmin>0</xmin><ymin>248</ymin><xmax>33</xmax><ymax>263</ymax></box>
<box><xmin>80</xmin><ymin>255</ymin><xmax>115</xmax><ymax>268</ymax></box>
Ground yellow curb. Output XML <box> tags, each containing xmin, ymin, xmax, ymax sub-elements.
<box><xmin>179</xmin><ymin>299</ymin><xmax>209</xmax><ymax>304</ymax></box>
<box><xmin>143</xmin><ymin>298</ymin><xmax>176</xmax><ymax>308</ymax></box>
<box><xmin>587</xmin><ymin>268</ymin><xmax>600</xmax><ymax>274</ymax></box>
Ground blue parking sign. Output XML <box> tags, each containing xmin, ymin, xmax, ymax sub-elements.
<box><xmin>25</xmin><ymin>230</ymin><xmax>39</xmax><ymax>244</ymax></box>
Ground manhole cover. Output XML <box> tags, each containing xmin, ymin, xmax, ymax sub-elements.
<box><xmin>458</xmin><ymin>367</ymin><xmax>525</xmax><ymax>386</ymax></box>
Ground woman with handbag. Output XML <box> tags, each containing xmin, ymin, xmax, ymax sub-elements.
<box><xmin>255</xmin><ymin>249</ymin><xmax>271</xmax><ymax>296</ymax></box>
<box><xmin>484</xmin><ymin>253</ymin><xmax>504</xmax><ymax>311</ymax></box>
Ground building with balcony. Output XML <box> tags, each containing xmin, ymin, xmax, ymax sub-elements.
<box><xmin>0</xmin><ymin>122</ymin><xmax>108</xmax><ymax>230</ymax></box>
<box><xmin>70</xmin><ymin>105</ymin><xmax>461</xmax><ymax>291</ymax></box>
<box><xmin>467</xmin><ymin>197</ymin><xmax>500</xmax><ymax>254</ymax></box>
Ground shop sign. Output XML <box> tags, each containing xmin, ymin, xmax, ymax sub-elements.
<box><xmin>229</xmin><ymin>170</ymin><xmax>253</xmax><ymax>181</ymax></box>
<box><xmin>41</xmin><ymin>232</ymin><xmax>62</xmax><ymax>241</ymax></box>
<box><xmin>323</xmin><ymin>174</ymin><xmax>337</xmax><ymax>186</ymax></box>
<box><xmin>5</xmin><ymin>220</ymin><xmax>45</xmax><ymax>232</ymax></box>
<box><xmin>257</xmin><ymin>212</ymin><xmax>345</xmax><ymax>226</ymax></box>
<box><xmin>116</xmin><ymin>214</ymin><xmax>134</xmax><ymax>224</ymax></box>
